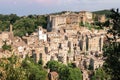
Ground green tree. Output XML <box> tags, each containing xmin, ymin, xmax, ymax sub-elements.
<box><xmin>34</xmin><ymin>15</ymin><xmax>47</xmax><ymax>29</ymax></box>
<box><xmin>46</xmin><ymin>60</ymin><xmax>60</xmax><ymax>72</ymax></box>
<box><xmin>0</xmin><ymin>55</ymin><xmax>47</xmax><ymax>80</ymax></box>
<box><xmin>0</xmin><ymin>14</ymin><xmax>47</xmax><ymax>37</ymax></box>
<box><xmin>103</xmin><ymin>42</ymin><xmax>120</xmax><ymax>80</ymax></box>
<box><xmin>103</xmin><ymin>9</ymin><xmax>120</xmax><ymax>80</ymax></box>
<box><xmin>58</xmin><ymin>65</ymin><xmax>82</xmax><ymax>80</ymax></box>
<box><xmin>2</xmin><ymin>41</ymin><xmax>12</xmax><ymax>51</ymax></box>
<box><xmin>9</xmin><ymin>14</ymin><xmax>20</xmax><ymax>24</ymax></box>
<box><xmin>46</xmin><ymin>60</ymin><xmax>82</xmax><ymax>80</ymax></box>
<box><xmin>38</xmin><ymin>59</ymin><xmax>43</xmax><ymax>65</ymax></box>
<box><xmin>22</xmin><ymin>56</ymin><xmax>47</xmax><ymax>80</ymax></box>
<box><xmin>91</xmin><ymin>68</ymin><xmax>109</xmax><ymax>80</ymax></box>
<box><xmin>0</xmin><ymin>14</ymin><xmax>20</xmax><ymax>31</ymax></box>
<box><xmin>0</xmin><ymin>21</ymin><xmax>10</xmax><ymax>31</ymax></box>
<box><xmin>13</xmin><ymin>18</ymin><xmax>35</xmax><ymax>37</ymax></box>
<box><xmin>0</xmin><ymin>55</ymin><xmax>27</xmax><ymax>80</ymax></box>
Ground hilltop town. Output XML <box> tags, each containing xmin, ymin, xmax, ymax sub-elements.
<box><xmin>0</xmin><ymin>11</ymin><xmax>107</xmax><ymax>80</ymax></box>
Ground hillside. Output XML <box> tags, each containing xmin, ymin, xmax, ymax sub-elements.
<box><xmin>93</xmin><ymin>9</ymin><xmax>112</xmax><ymax>17</ymax></box>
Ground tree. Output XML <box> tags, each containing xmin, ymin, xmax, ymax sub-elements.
<box><xmin>0</xmin><ymin>14</ymin><xmax>47</xmax><ymax>37</ymax></box>
<box><xmin>34</xmin><ymin>15</ymin><xmax>47</xmax><ymax>29</ymax></box>
<box><xmin>46</xmin><ymin>60</ymin><xmax>82</xmax><ymax>80</ymax></box>
<box><xmin>0</xmin><ymin>55</ymin><xmax>47</xmax><ymax>80</ymax></box>
<box><xmin>2</xmin><ymin>41</ymin><xmax>12</xmax><ymax>51</ymax></box>
<box><xmin>91</xmin><ymin>68</ymin><xmax>110</xmax><ymax>80</ymax></box>
<box><xmin>38</xmin><ymin>59</ymin><xmax>43</xmax><ymax>65</ymax></box>
<box><xmin>0</xmin><ymin>21</ymin><xmax>10</xmax><ymax>31</ymax></box>
<box><xmin>21</xmin><ymin>56</ymin><xmax>47</xmax><ymax>80</ymax></box>
<box><xmin>58</xmin><ymin>64</ymin><xmax>82</xmax><ymax>80</ymax></box>
<box><xmin>0</xmin><ymin>14</ymin><xmax>20</xmax><ymax>31</ymax></box>
<box><xmin>46</xmin><ymin>60</ymin><xmax>60</xmax><ymax>72</ymax></box>
<box><xmin>13</xmin><ymin>18</ymin><xmax>35</xmax><ymax>37</ymax></box>
<box><xmin>103</xmin><ymin>42</ymin><xmax>120</xmax><ymax>79</ymax></box>
<box><xmin>0</xmin><ymin>55</ymin><xmax>27</xmax><ymax>80</ymax></box>
<box><xmin>103</xmin><ymin>8</ymin><xmax>120</xmax><ymax>80</ymax></box>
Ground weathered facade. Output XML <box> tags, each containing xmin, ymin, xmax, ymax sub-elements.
<box><xmin>47</xmin><ymin>11</ymin><xmax>93</xmax><ymax>31</ymax></box>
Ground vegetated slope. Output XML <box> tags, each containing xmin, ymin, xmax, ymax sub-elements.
<box><xmin>93</xmin><ymin>9</ymin><xmax>112</xmax><ymax>17</ymax></box>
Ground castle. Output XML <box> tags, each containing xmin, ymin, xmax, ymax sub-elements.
<box><xmin>47</xmin><ymin>11</ymin><xmax>93</xmax><ymax>31</ymax></box>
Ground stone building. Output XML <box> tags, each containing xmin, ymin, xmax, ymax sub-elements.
<box><xmin>0</xmin><ymin>24</ymin><xmax>14</xmax><ymax>48</ymax></box>
<box><xmin>90</xmin><ymin>58</ymin><xmax>104</xmax><ymax>70</ymax></box>
<box><xmin>48</xmin><ymin>71</ymin><xmax>59</xmax><ymax>80</ymax></box>
<box><xmin>79</xmin><ymin>11</ymin><xmax>93</xmax><ymax>24</ymax></box>
<box><xmin>47</xmin><ymin>15</ymin><xmax>66</xmax><ymax>31</ymax></box>
<box><xmin>82</xmin><ymin>70</ymin><xmax>90</xmax><ymax>80</ymax></box>
<box><xmin>98</xmin><ymin>15</ymin><xmax>106</xmax><ymax>23</ymax></box>
<box><xmin>47</xmin><ymin>11</ymin><xmax>93</xmax><ymax>31</ymax></box>
<box><xmin>66</xmin><ymin>13</ymin><xmax>79</xmax><ymax>27</ymax></box>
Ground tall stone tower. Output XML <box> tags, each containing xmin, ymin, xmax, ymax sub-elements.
<box><xmin>10</xmin><ymin>24</ymin><xmax>13</xmax><ymax>33</ymax></box>
<box><xmin>9</xmin><ymin>24</ymin><xmax>14</xmax><ymax>40</ymax></box>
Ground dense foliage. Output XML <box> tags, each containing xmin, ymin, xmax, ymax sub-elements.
<box><xmin>0</xmin><ymin>55</ymin><xmax>47</xmax><ymax>80</ymax></box>
<box><xmin>103</xmin><ymin>9</ymin><xmax>120</xmax><ymax>80</ymax></box>
<box><xmin>79</xmin><ymin>22</ymin><xmax>103</xmax><ymax>30</ymax></box>
<box><xmin>46</xmin><ymin>60</ymin><xmax>82</xmax><ymax>80</ymax></box>
<box><xmin>2</xmin><ymin>44</ymin><xmax>11</xmax><ymax>51</ymax></box>
<box><xmin>93</xmin><ymin>10</ymin><xmax>112</xmax><ymax>18</ymax></box>
<box><xmin>0</xmin><ymin>14</ymin><xmax>47</xmax><ymax>37</ymax></box>
<box><xmin>91</xmin><ymin>68</ymin><xmax>110</xmax><ymax>80</ymax></box>
<box><xmin>103</xmin><ymin>42</ymin><xmax>120</xmax><ymax>79</ymax></box>
<box><xmin>2</xmin><ymin>41</ymin><xmax>12</xmax><ymax>51</ymax></box>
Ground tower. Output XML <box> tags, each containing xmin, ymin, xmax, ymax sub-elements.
<box><xmin>9</xmin><ymin>24</ymin><xmax>14</xmax><ymax>40</ymax></box>
<box><xmin>38</xmin><ymin>26</ymin><xmax>47</xmax><ymax>41</ymax></box>
<box><xmin>10</xmin><ymin>24</ymin><xmax>13</xmax><ymax>33</ymax></box>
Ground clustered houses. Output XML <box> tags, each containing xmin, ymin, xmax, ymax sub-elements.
<box><xmin>0</xmin><ymin>11</ymin><xmax>106</xmax><ymax>80</ymax></box>
<box><xmin>0</xmin><ymin>24</ymin><xmax>14</xmax><ymax>58</ymax></box>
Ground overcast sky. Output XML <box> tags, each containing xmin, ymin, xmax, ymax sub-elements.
<box><xmin>0</xmin><ymin>0</ymin><xmax>120</xmax><ymax>16</ymax></box>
